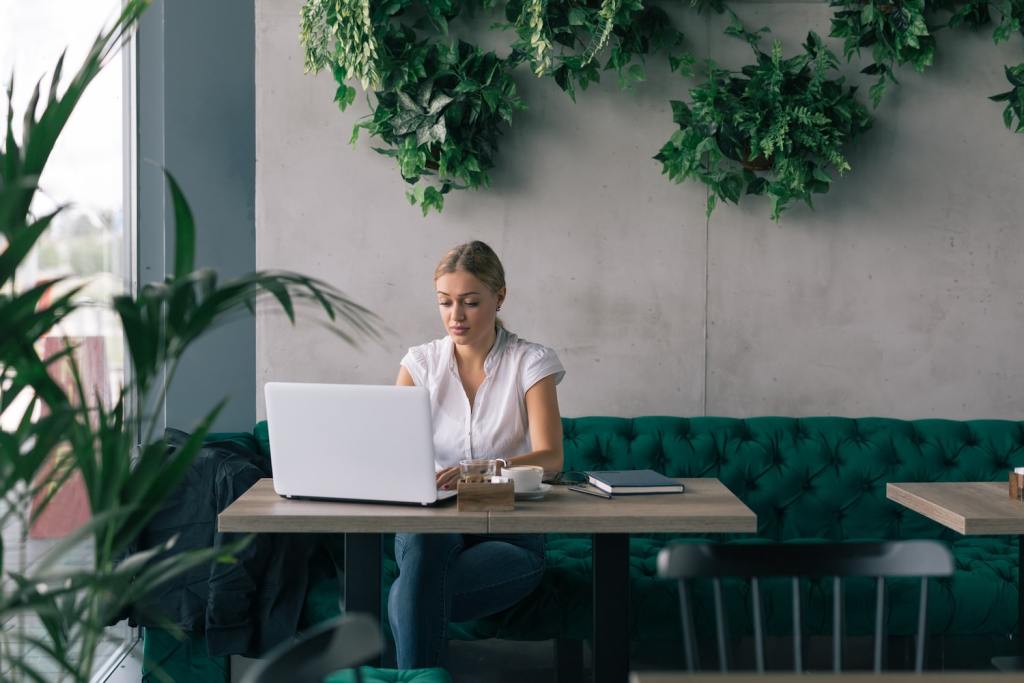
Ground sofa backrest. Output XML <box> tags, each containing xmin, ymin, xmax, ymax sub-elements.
<box><xmin>562</xmin><ymin>416</ymin><xmax>1024</xmax><ymax>542</ymax></box>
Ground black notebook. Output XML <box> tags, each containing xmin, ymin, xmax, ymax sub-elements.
<box><xmin>586</xmin><ymin>469</ymin><xmax>685</xmax><ymax>495</ymax></box>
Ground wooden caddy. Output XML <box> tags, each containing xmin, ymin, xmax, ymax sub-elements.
<box><xmin>1010</xmin><ymin>472</ymin><xmax>1024</xmax><ymax>501</ymax></box>
<box><xmin>457</xmin><ymin>481</ymin><xmax>514</xmax><ymax>511</ymax></box>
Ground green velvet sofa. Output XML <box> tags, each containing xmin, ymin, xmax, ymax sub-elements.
<box><xmin>143</xmin><ymin>416</ymin><xmax>1022</xmax><ymax>680</ymax></box>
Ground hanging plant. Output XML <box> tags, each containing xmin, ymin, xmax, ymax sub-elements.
<box><xmin>351</xmin><ymin>40</ymin><xmax>525</xmax><ymax>214</ymax></box>
<box><xmin>938</xmin><ymin>0</ymin><xmax>1024</xmax><ymax>131</ymax></box>
<box><xmin>941</xmin><ymin>0</ymin><xmax>1024</xmax><ymax>41</ymax></box>
<box><xmin>655</xmin><ymin>29</ymin><xmax>872</xmax><ymax>220</ymax></box>
<box><xmin>301</xmin><ymin>1</ymin><xmax>525</xmax><ymax>214</ymax></box>
<box><xmin>828</xmin><ymin>0</ymin><xmax>935</xmax><ymax>106</ymax></box>
<box><xmin>991</xmin><ymin>63</ymin><xmax>1024</xmax><ymax>131</ymax></box>
<box><xmin>502</xmin><ymin>0</ymin><xmax>689</xmax><ymax>99</ymax></box>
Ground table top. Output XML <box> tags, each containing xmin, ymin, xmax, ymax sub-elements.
<box><xmin>218</xmin><ymin>478</ymin><xmax>757</xmax><ymax>535</ymax></box>
<box><xmin>631</xmin><ymin>674</ymin><xmax>1020</xmax><ymax>683</ymax></box>
<box><xmin>488</xmin><ymin>477</ymin><xmax>757</xmax><ymax>533</ymax></box>
<box><xmin>887</xmin><ymin>481</ymin><xmax>1024</xmax><ymax>535</ymax></box>
<box><xmin>218</xmin><ymin>479</ymin><xmax>488</xmax><ymax>533</ymax></box>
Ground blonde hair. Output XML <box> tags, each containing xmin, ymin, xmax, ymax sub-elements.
<box><xmin>434</xmin><ymin>240</ymin><xmax>506</xmax><ymax>328</ymax></box>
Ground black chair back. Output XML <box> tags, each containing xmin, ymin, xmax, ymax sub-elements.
<box><xmin>657</xmin><ymin>540</ymin><xmax>954</xmax><ymax>674</ymax></box>
<box><xmin>239</xmin><ymin>613</ymin><xmax>382</xmax><ymax>683</ymax></box>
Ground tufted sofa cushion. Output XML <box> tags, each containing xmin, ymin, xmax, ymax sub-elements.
<box><xmin>445</xmin><ymin>417</ymin><xmax>1023</xmax><ymax>642</ymax></box>
<box><xmin>303</xmin><ymin>417</ymin><xmax>1024</xmax><ymax>643</ymax></box>
<box><xmin>324</xmin><ymin>667</ymin><xmax>452</xmax><ymax>682</ymax></box>
<box><xmin>560</xmin><ymin>416</ymin><xmax>1024</xmax><ymax>542</ymax></box>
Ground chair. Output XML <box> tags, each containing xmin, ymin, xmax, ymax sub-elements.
<box><xmin>240</xmin><ymin>613</ymin><xmax>452</xmax><ymax>683</ymax></box>
<box><xmin>657</xmin><ymin>540</ymin><xmax>954</xmax><ymax>673</ymax></box>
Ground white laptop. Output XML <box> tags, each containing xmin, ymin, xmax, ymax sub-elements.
<box><xmin>264</xmin><ymin>382</ymin><xmax>457</xmax><ymax>505</ymax></box>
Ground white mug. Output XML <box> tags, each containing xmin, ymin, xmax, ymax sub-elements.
<box><xmin>501</xmin><ymin>465</ymin><xmax>544</xmax><ymax>493</ymax></box>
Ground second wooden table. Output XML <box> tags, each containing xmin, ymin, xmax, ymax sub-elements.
<box><xmin>887</xmin><ymin>482</ymin><xmax>1024</xmax><ymax>656</ymax></box>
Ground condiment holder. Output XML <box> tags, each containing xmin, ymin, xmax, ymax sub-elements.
<box><xmin>457</xmin><ymin>476</ymin><xmax>514</xmax><ymax>511</ymax></box>
<box><xmin>1009</xmin><ymin>468</ymin><xmax>1024</xmax><ymax>501</ymax></box>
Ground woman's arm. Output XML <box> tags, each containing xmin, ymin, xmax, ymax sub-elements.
<box><xmin>504</xmin><ymin>375</ymin><xmax>564</xmax><ymax>476</ymax></box>
<box><xmin>399</xmin><ymin>366</ymin><xmax>462</xmax><ymax>488</ymax></box>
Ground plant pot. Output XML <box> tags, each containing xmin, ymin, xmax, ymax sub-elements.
<box><xmin>738</xmin><ymin>143</ymin><xmax>773</xmax><ymax>171</ymax></box>
<box><xmin>858</xmin><ymin>0</ymin><xmax>898</xmax><ymax>14</ymax></box>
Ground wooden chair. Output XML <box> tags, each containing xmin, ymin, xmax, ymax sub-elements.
<box><xmin>657</xmin><ymin>540</ymin><xmax>954</xmax><ymax>673</ymax></box>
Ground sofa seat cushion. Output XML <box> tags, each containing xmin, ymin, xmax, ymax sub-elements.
<box><xmin>439</xmin><ymin>536</ymin><xmax>1017</xmax><ymax>642</ymax></box>
<box><xmin>324</xmin><ymin>667</ymin><xmax>452</xmax><ymax>683</ymax></box>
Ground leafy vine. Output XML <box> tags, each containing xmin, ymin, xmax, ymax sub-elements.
<box><xmin>299</xmin><ymin>0</ymin><xmax>1024</xmax><ymax>219</ymax></box>
<box><xmin>656</xmin><ymin>28</ymin><xmax>872</xmax><ymax>220</ymax></box>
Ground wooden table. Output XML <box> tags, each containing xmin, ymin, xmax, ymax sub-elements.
<box><xmin>631</xmin><ymin>673</ymin><xmax>1022</xmax><ymax>683</ymax></box>
<box><xmin>220</xmin><ymin>477</ymin><xmax>757</xmax><ymax>683</ymax></box>
<box><xmin>887</xmin><ymin>482</ymin><xmax>1024</xmax><ymax>655</ymax></box>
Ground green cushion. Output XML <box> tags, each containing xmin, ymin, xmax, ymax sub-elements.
<box><xmin>560</xmin><ymin>416</ymin><xmax>1024</xmax><ymax>543</ymax></box>
<box><xmin>353</xmin><ymin>418</ymin><xmax>1024</xmax><ymax>642</ymax></box>
<box><xmin>324</xmin><ymin>667</ymin><xmax>452</xmax><ymax>683</ymax></box>
<box><xmin>205</xmin><ymin>430</ymin><xmax>264</xmax><ymax>457</ymax></box>
<box><xmin>142</xmin><ymin>627</ymin><xmax>228</xmax><ymax>683</ymax></box>
<box><xmin>253</xmin><ymin>420</ymin><xmax>270</xmax><ymax>460</ymax></box>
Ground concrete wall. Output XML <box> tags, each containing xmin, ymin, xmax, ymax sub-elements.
<box><xmin>256</xmin><ymin>0</ymin><xmax>1024</xmax><ymax>420</ymax></box>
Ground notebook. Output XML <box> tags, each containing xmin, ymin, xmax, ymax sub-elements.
<box><xmin>586</xmin><ymin>469</ymin><xmax>685</xmax><ymax>495</ymax></box>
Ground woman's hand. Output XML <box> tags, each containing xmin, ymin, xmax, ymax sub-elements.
<box><xmin>436</xmin><ymin>466</ymin><xmax>460</xmax><ymax>490</ymax></box>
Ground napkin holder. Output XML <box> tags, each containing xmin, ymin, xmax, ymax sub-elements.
<box><xmin>1011</xmin><ymin>469</ymin><xmax>1024</xmax><ymax>501</ymax></box>
<box><xmin>457</xmin><ymin>481</ymin><xmax>514</xmax><ymax>511</ymax></box>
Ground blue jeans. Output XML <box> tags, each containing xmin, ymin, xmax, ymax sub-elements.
<box><xmin>388</xmin><ymin>532</ymin><xmax>546</xmax><ymax>669</ymax></box>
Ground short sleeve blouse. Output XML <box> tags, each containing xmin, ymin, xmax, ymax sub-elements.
<box><xmin>400</xmin><ymin>326</ymin><xmax>565</xmax><ymax>470</ymax></box>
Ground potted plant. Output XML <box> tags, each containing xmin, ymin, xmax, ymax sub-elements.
<box><xmin>351</xmin><ymin>39</ymin><xmax>525</xmax><ymax>215</ymax></box>
<box><xmin>991</xmin><ymin>62</ymin><xmax>1024</xmax><ymax>132</ymax></box>
<box><xmin>655</xmin><ymin>27</ymin><xmax>873</xmax><ymax>220</ymax></box>
<box><xmin>1</xmin><ymin>2</ymin><xmax>379</xmax><ymax>679</ymax></box>
<box><xmin>301</xmin><ymin>0</ymin><xmax>524</xmax><ymax>215</ymax></box>
<box><xmin>501</xmin><ymin>0</ymin><xmax>689</xmax><ymax>97</ymax></box>
<box><xmin>828</xmin><ymin>0</ymin><xmax>935</xmax><ymax>105</ymax></box>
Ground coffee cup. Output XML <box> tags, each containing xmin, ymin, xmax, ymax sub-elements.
<box><xmin>501</xmin><ymin>465</ymin><xmax>544</xmax><ymax>493</ymax></box>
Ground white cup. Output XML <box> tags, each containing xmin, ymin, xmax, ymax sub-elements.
<box><xmin>501</xmin><ymin>465</ymin><xmax>544</xmax><ymax>493</ymax></box>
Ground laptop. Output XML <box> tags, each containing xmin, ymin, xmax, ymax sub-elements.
<box><xmin>264</xmin><ymin>382</ymin><xmax>457</xmax><ymax>505</ymax></box>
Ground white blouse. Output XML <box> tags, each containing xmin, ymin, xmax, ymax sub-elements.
<box><xmin>400</xmin><ymin>326</ymin><xmax>565</xmax><ymax>470</ymax></box>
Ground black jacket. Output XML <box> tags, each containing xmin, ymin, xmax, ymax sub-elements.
<box><xmin>122</xmin><ymin>429</ymin><xmax>326</xmax><ymax>657</ymax></box>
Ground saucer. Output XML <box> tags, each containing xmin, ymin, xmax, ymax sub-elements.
<box><xmin>515</xmin><ymin>483</ymin><xmax>551</xmax><ymax>501</ymax></box>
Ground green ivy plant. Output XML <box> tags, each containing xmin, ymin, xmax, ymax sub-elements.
<box><xmin>300</xmin><ymin>0</ymin><xmax>698</xmax><ymax>213</ymax></box>
<box><xmin>301</xmin><ymin>1</ymin><xmax>525</xmax><ymax>214</ymax></box>
<box><xmin>940</xmin><ymin>0</ymin><xmax>1024</xmax><ymax>132</ymax></box>
<box><xmin>503</xmin><ymin>0</ymin><xmax>689</xmax><ymax>98</ymax></box>
<box><xmin>941</xmin><ymin>0</ymin><xmax>1024</xmax><ymax>43</ymax></box>
<box><xmin>655</xmin><ymin>28</ymin><xmax>872</xmax><ymax>220</ymax></box>
<box><xmin>991</xmin><ymin>63</ymin><xmax>1024</xmax><ymax>131</ymax></box>
<box><xmin>299</xmin><ymin>0</ymin><xmax>1022</xmax><ymax>217</ymax></box>
<box><xmin>352</xmin><ymin>39</ymin><xmax>524</xmax><ymax>215</ymax></box>
<box><xmin>829</xmin><ymin>0</ymin><xmax>935</xmax><ymax>106</ymax></box>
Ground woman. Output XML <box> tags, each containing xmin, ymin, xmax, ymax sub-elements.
<box><xmin>390</xmin><ymin>240</ymin><xmax>565</xmax><ymax>669</ymax></box>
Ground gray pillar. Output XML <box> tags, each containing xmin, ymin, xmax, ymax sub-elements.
<box><xmin>137</xmin><ymin>0</ymin><xmax>256</xmax><ymax>433</ymax></box>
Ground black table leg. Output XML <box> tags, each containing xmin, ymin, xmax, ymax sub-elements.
<box><xmin>593</xmin><ymin>533</ymin><xmax>630</xmax><ymax>683</ymax></box>
<box><xmin>992</xmin><ymin>534</ymin><xmax>1024</xmax><ymax>671</ymax></box>
<box><xmin>1011</xmin><ymin>532</ymin><xmax>1019</xmax><ymax>655</ymax></box>
<box><xmin>345</xmin><ymin>533</ymin><xmax>383</xmax><ymax>665</ymax></box>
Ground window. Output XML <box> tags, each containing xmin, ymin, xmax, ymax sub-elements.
<box><xmin>1</xmin><ymin>0</ymin><xmax>134</xmax><ymax>677</ymax></box>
